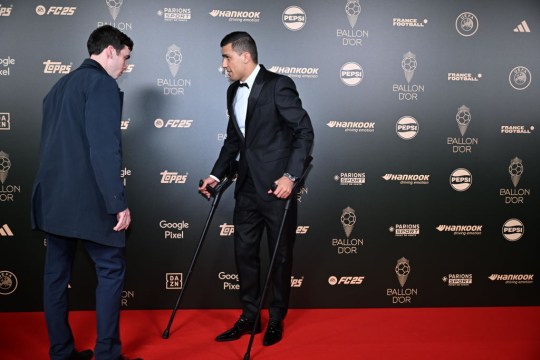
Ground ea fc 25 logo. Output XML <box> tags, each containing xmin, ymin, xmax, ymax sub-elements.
<box><xmin>450</xmin><ymin>168</ymin><xmax>472</xmax><ymax>191</ymax></box>
<box><xmin>340</xmin><ymin>62</ymin><xmax>363</xmax><ymax>86</ymax></box>
<box><xmin>35</xmin><ymin>6</ymin><xmax>76</xmax><ymax>16</ymax></box>
<box><xmin>282</xmin><ymin>6</ymin><xmax>306</xmax><ymax>31</ymax></box>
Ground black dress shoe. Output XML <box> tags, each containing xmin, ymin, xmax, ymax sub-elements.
<box><xmin>69</xmin><ymin>349</ymin><xmax>93</xmax><ymax>360</ymax></box>
<box><xmin>215</xmin><ymin>316</ymin><xmax>261</xmax><ymax>342</ymax></box>
<box><xmin>117</xmin><ymin>356</ymin><xmax>143</xmax><ymax>360</ymax></box>
<box><xmin>263</xmin><ymin>319</ymin><xmax>283</xmax><ymax>346</ymax></box>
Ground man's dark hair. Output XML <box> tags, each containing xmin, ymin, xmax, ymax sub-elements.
<box><xmin>87</xmin><ymin>25</ymin><xmax>134</xmax><ymax>56</ymax></box>
<box><xmin>220</xmin><ymin>31</ymin><xmax>258</xmax><ymax>64</ymax></box>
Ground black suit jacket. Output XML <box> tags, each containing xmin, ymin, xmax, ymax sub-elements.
<box><xmin>211</xmin><ymin>65</ymin><xmax>314</xmax><ymax>200</ymax></box>
<box><xmin>31</xmin><ymin>59</ymin><xmax>128</xmax><ymax>246</ymax></box>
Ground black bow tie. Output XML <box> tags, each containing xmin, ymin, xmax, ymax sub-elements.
<box><xmin>239</xmin><ymin>82</ymin><xmax>249</xmax><ymax>88</ymax></box>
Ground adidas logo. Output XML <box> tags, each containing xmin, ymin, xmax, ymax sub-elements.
<box><xmin>513</xmin><ymin>20</ymin><xmax>530</xmax><ymax>33</ymax></box>
<box><xmin>0</xmin><ymin>224</ymin><xmax>13</xmax><ymax>236</ymax></box>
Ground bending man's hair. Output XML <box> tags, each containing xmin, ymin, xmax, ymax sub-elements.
<box><xmin>87</xmin><ymin>24</ymin><xmax>134</xmax><ymax>56</ymax></box>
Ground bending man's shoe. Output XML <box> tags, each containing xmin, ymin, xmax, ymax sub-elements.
<box><xmin>215</xmin><ymin>316</ymin><xmax>261</xmax><ymax>342</ymax></box>
<box><xmin>69</xmin><ymin>349</ymin><xmax>93</xmax><ymax>360</ymax></box>
<box><xmin>263</xmin><ymin>319</ymin><xmax>283</xmax><ymax>346</ymax></box>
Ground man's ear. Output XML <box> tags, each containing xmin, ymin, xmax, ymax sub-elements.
<box><xmin>107</xmin><ymin>45</ymin><xmax>115</xmax><ymax>59</ymax></box>
<box><xmin>242</xmin><ymin>51</ymin><xmax>251</xmax><ymax>64</ymax></box>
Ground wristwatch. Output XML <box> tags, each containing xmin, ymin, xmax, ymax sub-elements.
<box><xmin>283</xmin><ymin>172</ymin><xmax>297</xmax><ymax>182</ymax></box>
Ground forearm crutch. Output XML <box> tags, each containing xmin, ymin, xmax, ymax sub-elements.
<box><xmin>162</xmin><ymin>161</ymin><xmax>238</xmax><ymax>339</ymax></box>
<box><xmin>243</xmin><ymin>156</ymin><xmax>313</xmax><ymax>360</ymax></box>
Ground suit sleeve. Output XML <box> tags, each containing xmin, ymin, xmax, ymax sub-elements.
<box><xmin>211</xmin><ymin>87</ymin><xmax>241</xmax><ymax>179</ymax></box>
<box><xmin>85</xmin><ymin>76</ymin><xmax>127</xmax><ymax>214</ymax></box>
<box><xmin>275</xmin><ymin>76</ymin><xmax>314</xmax><ymax>177</ymax></box>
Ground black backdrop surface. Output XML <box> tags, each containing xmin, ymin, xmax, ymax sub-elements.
<box><xmin>1</xmin><ymin>0</ymin><xmax>539</xmax><ymax>311</ymax></box>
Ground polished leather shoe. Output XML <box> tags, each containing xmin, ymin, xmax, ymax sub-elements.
<box><xmin>69</xmin><ymin>349</ymin><xmax>93</xmax><ymax>360</ymax></box>
<box><xmin>215</xmin><ymin>316</ymin><xmax>261</xmax><ymax>342</ymax></box>
<box><xmin>117</xmin><ymin>356</ymin><xmax>143</xmax><ymax>360</ymax></box>
<box><xmin>263</xmin><ymin>319</ymin><xmax>283</xmax><ymax>346</ymax></box>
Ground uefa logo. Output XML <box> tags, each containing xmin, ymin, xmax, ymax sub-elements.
<box><xmin>455</xmin><ymin>12</ymin><xmax>479</xmax><ymax>37</ymax></box>
<box><xmin>340</xmin><ymin>62</ymin><xmax>363</xmax><ymax>86</ymax></box>
<box><xmin>0</xmin><ymin>270</ymin><xmax>18</xmax><ymax>295</ymax></box>
<box><xmin>282</xmin><ymin>6</ymin><xmax>306</xmax><ymax>31</ymax></box>
<box><xmin>509</xmin><ymin>66</ymin><xmax>531</xmax><ymax>90</ymax></box>
<box><xmin>502</xmin><ymin>218</ymin><xmax>524</xmax><ymax>241</ymax></box>
<box><xmin>450</xmin><ymin>168</ymin><xmax>472</xmax><ymax>191</ymax></box>
<box><xmin>396</xmin><ymin>116</ymin><xmax>419</xmax><ymax>140</ymax></box>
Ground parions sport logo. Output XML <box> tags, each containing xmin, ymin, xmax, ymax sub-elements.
<box><xmin>389</xmin><ymin>224</ymin><xmax>420</xmax><ymax>237</ymax></box>
<box><xmin>334</xmin><ymin>172</ymin><xmax>365</xmax><ymax>186</ymax></box>
<box><xmin>157</xmin><ymin>7</ymin><xmax>191</xmax><ymax>22</ymax></box>
<box><xmin>442</xmin><ymin>274</ymin><xmax>472</xmax><ymax>287</ymax></box>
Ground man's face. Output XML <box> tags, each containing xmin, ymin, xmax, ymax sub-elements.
<box><xmin>221</xmin><ymin>43</ymin><xmax>247</xmax><ymax>82</ymax></box>
<box><xmin>106</xmin><ymin>45</ymin><xmax>131</xmax><ymax>79</ymax></box>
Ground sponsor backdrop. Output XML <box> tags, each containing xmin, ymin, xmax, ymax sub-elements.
<box><xmin>1</xmin><ymin>1</ymin><xmax>539</xmax><ymax>311</ymax></box>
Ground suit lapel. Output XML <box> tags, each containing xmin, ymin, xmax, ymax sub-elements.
<box><xmin>228</xmin><ymin>83</ymin><xmax>245</xmax><ymax>140</ymax></box>
<box><xmin>245</xmin><ymin>66</ymin><xmax>265</xmax><ymax>136</ymax></box>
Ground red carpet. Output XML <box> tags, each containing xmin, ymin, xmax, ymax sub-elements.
<box><xmin>1</xmin><ymin>307</ymin><xmax>539</xmax><ymax>360</ymax></box>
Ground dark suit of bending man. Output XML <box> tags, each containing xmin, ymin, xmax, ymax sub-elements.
<box><xmin>199</xmin><ymin>31</ymin><xmax>314</xmax><ymax>346</ymax></box>
<box><xmin>31</xmin><ymin>26</ymin><xmax>140</xmax><ymax>360</ymax></box>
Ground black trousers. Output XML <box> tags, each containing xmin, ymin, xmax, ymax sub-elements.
<box><xmin>233</xmin><ymin>174</ymin><xmax>297</xmax><ymax>321</ymax></box>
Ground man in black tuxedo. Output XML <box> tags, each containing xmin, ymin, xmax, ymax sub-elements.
<box><xmin>199</xmin><ymin>31</ymin><xmax>314</xmax><ymax>346</ymax></box>
<box><xmin>32</xmin><ymin>25</ymin><xmax>140</xmax><ymax>360</ymax></box>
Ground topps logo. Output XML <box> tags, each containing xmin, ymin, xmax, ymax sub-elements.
<box><xmin>291</xmin><ymin>276</ymin><xmax>304</xmax><ymax>287</ymax></box>
<box><xmin>43</xmin><ymin>60</ymin><xmax>71</xmax><ymax>74</ymax></box>
<box><xmin>0</xmin><ymin>6</ymin><xmax>12</xmax><ymax>16</ymax></box>
<box><xmin>219</xmin><ymin>223</ymin><xmax>234</xmax><ymax>236</ymax></box>
<box><xmin>160</xmin><ymin>171</ymin><xmax>188</xmax><ymax>184</ymax></box>
<box><xmin>296</xmin><ymin>226</ymin><xmax>310</xmax><ymax>234</ymax></box>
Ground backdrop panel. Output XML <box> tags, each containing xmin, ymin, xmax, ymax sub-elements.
<box><xmin>0</xmin><ymin>0</ymin><xmax>539</xmax><ymax>311</ymax></box>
